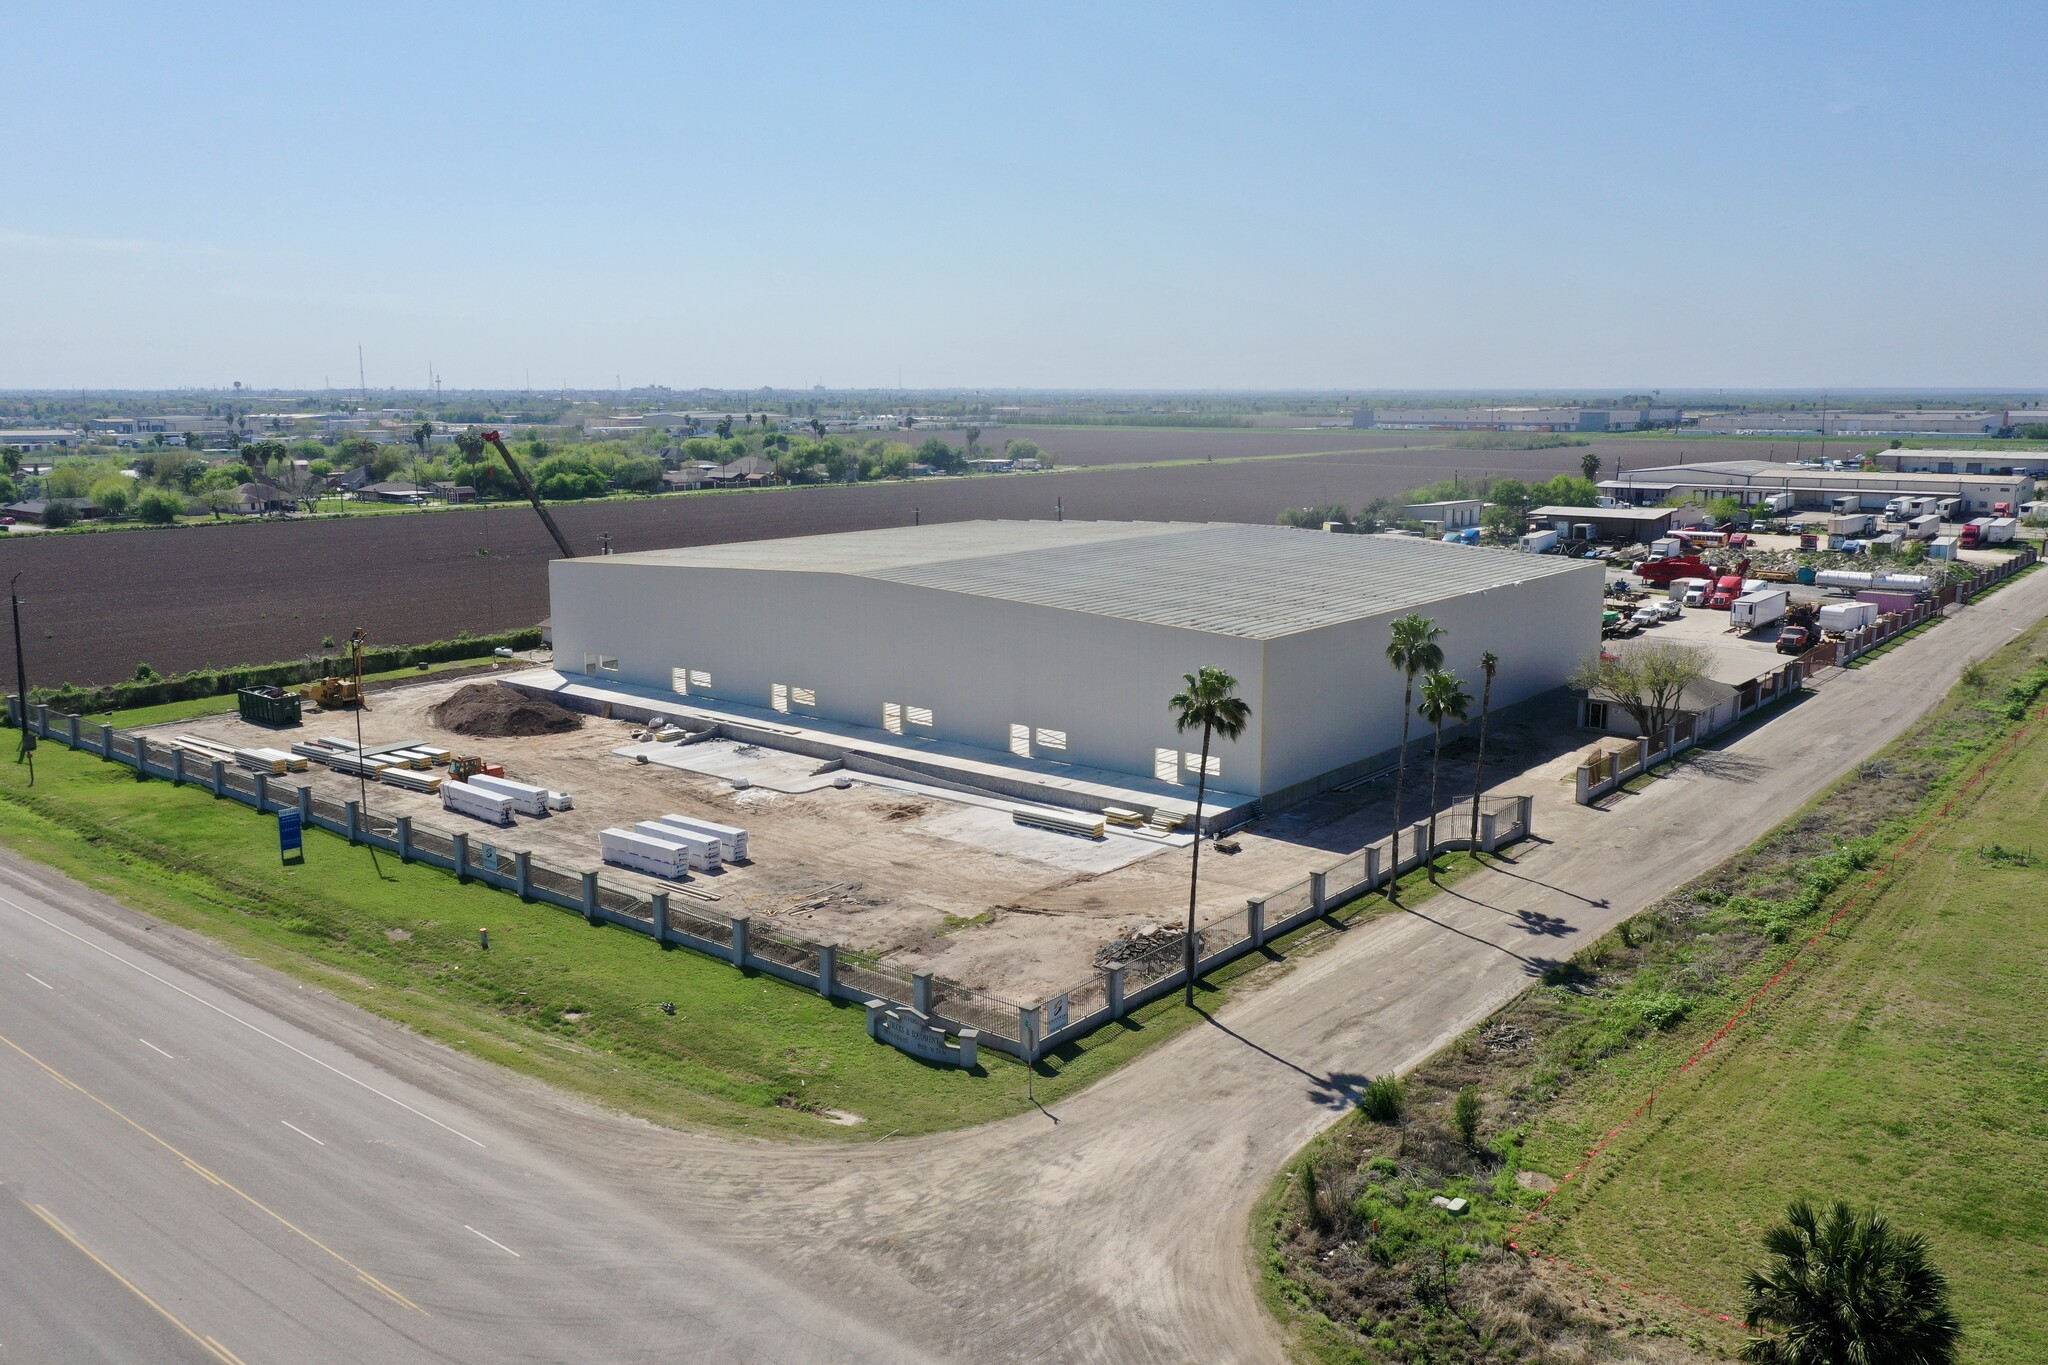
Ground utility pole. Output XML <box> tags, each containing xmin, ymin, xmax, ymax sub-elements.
<box><xmin>358</xmin><ymin>345</ymin><xmax>367</xmax><ymax>405</ymax></box>
<box><xmin>11</xmin><ymin>573</ymin><xmax>30</xmax><ymax>765</ymax></box>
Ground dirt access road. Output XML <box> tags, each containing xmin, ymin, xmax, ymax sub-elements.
<box><xmin>24</xmin><ymin>575</ymin><xmax>2042</xmax><ymax>1360</ymax></box>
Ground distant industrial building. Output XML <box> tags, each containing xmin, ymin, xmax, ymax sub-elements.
<box><xmin>1604</xmin><ymin>461</ymin><xmax>2032</xmax><ymax>515</ymax></box>
<box><xmin>1528</xmin><ymin>505</ymin><xmax>1676</xmax><ymax>541</ymax></box>
<box><xmin>1353</xmin><ymin>406</ymin><xmax>1677</xmax><ymax>432</ymax></box>
<box><xmin>1403</xmin><ymin>499</ymin><xmax>1484</xmax><ymax>530</ymax></box>
<box><xmin>1687</xmin><ymin>409</ymin><xmax>2024</xmax><ymax>437</ymax></box>
<box><xmin>1888</xmin><ymin>447</ymin><xmax>2048</xmax><ymax>478</ymax></box>
<box><xmin>547</xmin><ymin>521</ymin><xmax>1602</xmax><ymax>813</ymax></box>
<box><xmin>0</xmin><ymin>428</ymin><xmax>81</xmax><ymax>451</ymax></box>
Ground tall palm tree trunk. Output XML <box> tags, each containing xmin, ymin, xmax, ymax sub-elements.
<box><xmin>1427</xmin><ymin>715</ymin><xmax>1446</xmax><ymax>881</ymax></box>
<box><xmin>1388</xmin><ymin>678</ymin><xmax>1413</xmax><ymax>896</ymax></box>
<box><xmin>1184</xmin><ymin>723</ymin><xmax>1211</xmax><ymax>1006</ymax></box>
<box><xmin>1468</xmin><ymin>671</ymin><xmax>1494</xmax><ymax>846</ymax></box>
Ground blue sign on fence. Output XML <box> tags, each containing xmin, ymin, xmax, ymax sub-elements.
<box><xmin>279</xmin><ymin>809</ymin><xmax>303</xmax><ymax>855</ymax></box>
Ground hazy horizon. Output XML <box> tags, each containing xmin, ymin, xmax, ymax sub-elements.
<box><xmin>4</xmin><ymin>2</ymin><xmax>2043</xmax><ymax>391</ymax></box>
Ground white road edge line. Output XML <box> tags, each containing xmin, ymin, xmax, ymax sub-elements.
<box><xmin>280</xmin><ymin>1120</ymin><xmax>325</xmax><ymax>1147</ymax></box>
<box><xmin>0</xmin><ymin>893</ymin><xmax>486</xmax><ymax>1149</ymax></box>
<box><xmin>464</xmin><ymin>1224</ymin><xmax>521</xmax><ymax>1258</ymax></box>
<box><xmin>139</xmin><ymin>1039</ymin><xmax>174</xmax><ymax>1059</ymax></box>
<box><xmin>24</xmin><ymin>972</ymin><xmax>54</xmax><ymax>990</ymax></box>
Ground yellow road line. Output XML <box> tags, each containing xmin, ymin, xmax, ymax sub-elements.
<box><xmin>0</xmin><ymin>1028</ymin><xmax>426</xmax><ymax>1315</ymax></box>
<box><xmin>24</xmin><ymin>1200</ymin><xmax>243</xmax><ymax>1365</ymax></box>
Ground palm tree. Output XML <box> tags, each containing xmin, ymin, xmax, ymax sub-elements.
<box><xmin>1742</xmin><ymin>1200</ymin><xmax>1960</xmax><ymax>1365</ymax></box>
<box><xmin>1467</xmin><ymin>650</ymin><xmax>1499</xmax><ymax>847</ymax></box>
<box><xmin>1384</xmin><ymin>613</ymin><xmax>1444</xmax><ymax>894</ymax></box>
<box><xmin>1417</xmin><ymin>669</ymin><xmax>1471</xmax><ymax>881</ymax></box>
<box><xmin>1168</xmin><ymin>667</ymin><xmax>1251</xmax><ymax>1007</ymax></box>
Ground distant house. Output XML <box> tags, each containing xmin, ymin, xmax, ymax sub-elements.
<box><xmin>965</xmin><ymin>458</ymin><xmax>1013</xmax><ymax>474</ymax></box>
<box><xmin>326</xmin><ymin>466</ymin><xmax>373</xmax><ymax>495</ymax></box>
<box><xmin>430</xmin><ymin>482</ymin><xmax>476</xmax><ymax>504</ymax></box>
<box><xmin>233</xmin><ymin>482</ymin><xmax>294</xmax><ymax>515</ymax></box>
<box><xmin>3</xmin><ymin>497</ymin><xmax>101</xmax><ymax>524</ymax></box>
<box><xmin>661</xmin><ymin>467</ymin><xmax>712</xmax><ymax>491</ymax></box>
<box><xmin>358</xmin><ymin>481</ymin><xmax>431</xmax><ymax>503</ymax></box>
<box><xmin>713</xmin><ymin>455</ymin><xmax>779</xmax><ymax>485</ymax></box>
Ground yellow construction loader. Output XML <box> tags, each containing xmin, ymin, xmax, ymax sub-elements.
<box><xmin>302</xmin><ymin>628</ymin><xmax>369</xmax><ymax>710</ymax></box>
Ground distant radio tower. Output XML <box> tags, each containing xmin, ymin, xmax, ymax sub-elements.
<box><xmin>358</xmin><ymin>345</ymin><xmax>367</xmax><ymax>404</ymax></box>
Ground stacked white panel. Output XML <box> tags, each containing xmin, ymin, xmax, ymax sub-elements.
<box><xmin>599</xmin><ymin>827</ymin><xmax>691</xmax><ymax>879</ymax></box>
<box><xmin>648</xmin><ymin>813</ymin><xmax>748</xmax><ymax>861</ymax></box>
<box><xmin>463</xmin><ymin>773</ymin><xmax>552</xmax><ymax>817</ymax></box>
<box><xmin>441</xmin><ymin>779</ymin><xmax>515</xmax><ymax>825</ymax></box>
<box><xmin>630</xmin><ymin>821</ymin><xmax>721</xmax><ymax>871</ymax></box>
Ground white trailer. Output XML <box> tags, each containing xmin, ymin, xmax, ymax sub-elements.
<box><xmin>600</xmin><ymin>827</ymin><xmax>691</xmax><ymax>879</ymax></box>
<box><xmin>441</xmin><ymin>779</ymin><xmax>515</xmax><ymax>826</ymax></box>
<box><xmin>647</xmin><ymin>812</ymin><xmax>749</xmax><ymax>862</ymax></box>
<box><xmin>1818</xmin><ymin>601</ymin><xmax>1879</xmax><ymax>634</ymax></box>
<box><xmin>1984</xmin><ymin>517</ymin><xmax>2019</xmax><ymax>545</ymax></box>
<box><xmin>1830</xmin><ymin>513</ymin><xmax>1875</xmax><ymax>536</ymax></box>
<box><xmin>1518</xmin><ymin>528</ymin><xmax>1560</xmax><ymax>554</ymax></box>
<box><xmin>463</xmin><ymin>772</ymin><xmax>552</xmax><ymax>817</ymax></box>
<box><xmin>1906</xmin><ymin>514</ymin><xmax>1941</xmax><ymax>541</ymax></box>
<box><xmin>631</xmin><ymin>820</ymin><xmax>721</xmax><ymax>871</ymax></box>
<box><xmin>1729</xmin><ymin>589</ymin><xmax>1789</xmax><ymax>632</ymax></box>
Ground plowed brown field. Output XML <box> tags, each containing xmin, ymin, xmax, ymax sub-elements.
<box><xmin>0</xmin><ymin>434</ymin><xmax>1767</xmax><ymax>685</ymax></box>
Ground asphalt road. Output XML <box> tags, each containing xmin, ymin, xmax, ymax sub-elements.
<box><xmin>0</xmin><ymin>867</ymin><xmax>926</xmax><ymax>1365</ymax></box>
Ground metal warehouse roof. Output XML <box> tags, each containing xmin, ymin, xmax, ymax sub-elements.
<box><xmin>582</xmin><ymin>520</ymin><xmax>1595</xmax><ymax>639</ymax></box>
<box><xmin>1530</xmin><ymin>505</ymin><xmax>1672</xmax><ymax>521</ymax></box>
<box><xmin>1616</xmin><ymin>461</ymin><xmax>2028</xmax><ymax>487</ymax></box>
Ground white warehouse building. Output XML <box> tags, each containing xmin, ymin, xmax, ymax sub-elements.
<box><xmin>546</xmin><ymin>521</ymin><xmax>1602</xmax><ymax>812</ymax></box>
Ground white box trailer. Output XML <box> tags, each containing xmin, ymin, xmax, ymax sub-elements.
<box><xmin>600</xmin><ymin>827</ymin><xmax>692</xmax><ymax>879</ymax></box>
<box><xmin>1984</xmin><ymin>517</ymin><xmax>2019</xmax><ymax>544</ymax></box>
<box><xmin>647</xmin><ymin>813</ymin><xmax>748</xmax><ymax>862</ymax></box>
<box><xmin>1830</xmin><ymin>513</ymin><xmax>1875</xmax><ymax>536</ymax></box>
<box><xmin>1730</xmin><ymin>589</ymin><xmax>1789</xmax><ymax>631</ymax></box>
<box><xmin>441</xmin><ymin>779</ymin><xmax>515</xmax><ymax>826</ymax></box>
<box><xmin>1906</xmin><ymin>514</ymin><xmax>1941</xmax><ymax>541</ymax></box>
<box><xmin>631</xmin><ymin>820</ymin><xmax>721</xmax><ymax>871</ymax></box>
<box><xmin>1518</xmin><ymin>528</ymin><xmax>1559</xmax><ymax>554</ymax></box>
<box><xmin>1818</xmin><ymin>601</ymin><xmax>1879</xmax><ymax>634</ymax></box>
<box><xmin>463</xmin><ymin>772</ymin><xmax>551</xmax><ymax>817</ymax></box>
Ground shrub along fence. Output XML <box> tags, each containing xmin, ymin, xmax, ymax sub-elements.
<box><xmin>10</xmin><ymin>696</ymin><xmax>1535</xmax><ymax>1065</ymax></box>
<box><xmin>32</xmin><ymin>628</ymin><xmax>545</xmax><ymax>715</ymax></box>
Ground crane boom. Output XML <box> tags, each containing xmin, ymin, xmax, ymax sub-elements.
<box><xmin>481</xmin><ymin>430</ymin><xmax>577</xmax><ymax>559</ymax></box>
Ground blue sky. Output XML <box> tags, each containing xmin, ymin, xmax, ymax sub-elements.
<box><xmin>3</xmin><ymin>2</ymin><xmax>2042</xmax><ymax>391</ymax></box>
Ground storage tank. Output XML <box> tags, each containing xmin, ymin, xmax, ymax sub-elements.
<box><xmin>1872</xmin><ymin>572</ymin><xmax>1932</xmax><ymax>594</ymax></box>
<box><xmin>1814</xmin><ymin>569</ymin><xmax>1874</xmax><ymax>591</ymax></box>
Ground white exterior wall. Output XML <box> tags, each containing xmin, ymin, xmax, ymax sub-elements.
<box><xmin>1258</xmin><ymin>567</ymin><xmax>1601</xmax><ymax>798</ymax></box>
<box><xmin>549</xmin><ymin>561</ymin><xmax>1268</xmax><ymax>792</ymax></box>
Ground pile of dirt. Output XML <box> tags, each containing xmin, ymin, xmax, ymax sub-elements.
<box><xmin>430</xmin><ymin>683</ymin><xmax>583</xmax><ymax>738</ymax></box>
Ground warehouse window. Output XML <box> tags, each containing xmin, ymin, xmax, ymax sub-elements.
<box><xmin>1155</xmin><ymin>748</ymin><xmax>1180</xmax><ymax>783</ymax></box>
<box><xmin>1010</xmin><ymin>724</ymin><xmax>1031</xmax><ymax>758</ymax></box>
<box><xmin>1184</xmin><ymin>751</ymin><xmax>1219</xmax><ymax>778</ymax></box>
<box><xmin>690</xmin><ymin>669</ymin><xmax>712</xmax><ymax>690</ymax></box>
<box><xmin>1583</xmin><ymin>701</ymin><xmax>1608</xmax><ymax>729</ymax></box>
<box><xmin>671</xmin><ymin>667</ymin><xmax>689</xmax><ymax>695</ymax></box>
<box><xmin>596</xmin><ymin>655</ymin><xmax>620</xmax><ymax>674</ymax></box>
<box><xmin>1035</xmin><ymin>728</ymin><xmax>1067</xmax><ymax>751</ymax></box>
<box><xmin>771</xmin><ymin>683</ymin><xmax>789</xmax><ymax>713</ymax></box>
<box><xmin>583</xmin><ymin>653</ymin><xmax>598</xmax><ymax>676</ymax></box>
<box><xmin>792</xmin><ymin>687</ymin><xmax>816</xmax><ymax>708</ymax></box>
<box><xmin>884</xmin><ymin>703</ymin><xmax>903</xmax><ymax>735</ymax></box>
<box><xmin>906</xmin><ymin>705</ymin><xmax>934</xmax><ymax>728</ymax></box>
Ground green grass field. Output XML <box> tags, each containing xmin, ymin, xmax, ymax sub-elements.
<box><xmin>0</xmin><ymin>739</ymin><xmax>1462</xmax><ymax>1140</ymax></box>
<box><xmin>1519</xmin><ymin>710</ymin><xmax>2048</xmax><ymax>1362</ymax></box>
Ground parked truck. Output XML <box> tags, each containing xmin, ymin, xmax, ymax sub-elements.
<box><xmin>1963</xmin><ymin>516</ymin><xmax>2019</xmax><ymax>547</ymax></box>
<box><xmin>1730</xmin><ymin>588</ymin><xmax>1789</xmax><ymax>632</ymax></box>
<box><xmin>1830</xmin><ymin>512</ymin><xmax>1876</xmax><ymax>536</ymax></box>
<box><xmin>1706</xmin><ymin>572</ymin><xmax>1747</xmax><ymax>610</ymax></box>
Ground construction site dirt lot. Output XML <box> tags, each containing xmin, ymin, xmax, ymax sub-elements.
<box><xmin>142</xmin><ymin>674</ymin><xmax>1582</xmax><ymax>1003</ymax></box>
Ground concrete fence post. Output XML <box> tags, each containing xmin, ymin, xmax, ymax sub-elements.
<box><xmin>1409</xmin><ymin>821</ymin><xmax>1428</xmax><ymax>872</ymax></box>
<box><xmin>451</xmin><ymin>832</ymin><xmax>468</xmax><ymax>880</ymax></box>
<box><xmin>296</xmin><ymin>785</ymin><xmax>311</xmax><ymax>826</ymax></box>
<box><xmin>912</xmin><ymin>971</ymin><xmax>931</xmax><ymax>1014</ymax></box>
<box><xmin>211</xmin><ymin>758</ymin><xmax>226</xmax><ymax>796</ymax></box>
<box><xmin>1019</xmin><ymin>1006</ymin><xmax>1040</xmax><ymax>1065</ymax></box>
<box><xmin>1107</xmin><ymin>966</ymin><xmax>1126</xmax><ymax>1019</ymax></box>
<box><xmin>514</xmin><ymin>851</ymin><xmax>531</xmax><ymax>899</ymax></box>
<box><xmin>1248</xmin><ymin>898</ymin><xmax>1266</xmax><ymax>946</ymax></box>
<box><xmin>171</xmin><ymin>748</ymin><xmax>185</xmax><ymax>786</ymax></box>
<box><xmin>1518</xmin><ymin>795</ymin><xmax>1534</xmax><ymax>838</ymax></box>
<box><xmin>817</xmin><ymin>944</ymin><xmax>836</xmax><ymax>997</ymax></box>
<box><xmin>581</xmin><ymin>872</ymin><xmax>598</xmax><ymax>922</ymax></box>
<box><xmin>1363</xmin><ymin>845</ymin><xmax>1381</xmax><ymax>890</ymax></box>
<box><xmin>1636</xmin><ymin>736</ymin><xmax>1650</xmax><ymax>773</ymax></box>
<box><xmin>67</xmin><ymin>714</ymin><xmax>79</xmax><ymax>748</ymax></box>
<box><xmin>395</xmin><ymin>815</ymin><xmax>413</xmax><ymax>861</ymax></box>
<box><xmin>650</xmin><ymin>892</ymin><xmax>669</xmax><ymax>946</ymax></box>
<box><xmin>1308</xmin><ymin>869</ymin><xmax>1327</xmax><ymax>915</ymax></box>
<box><xmin>345</xmin><ymin>800</ymin><xmax>360</xmax><ymax>843</ymax></box>
<box><xmin>252</xmin><ymin>772</ymin><xmax>269</xmax><ymax>810</ymax></box>
<box><xmin>731</xmin><ymin>915</ymin><xmax>750</xmax><ymax>967</ymax></box>
<box><xmin>34</xmin><ymin>704</ymin><xmax>48</xmax><ymax>738</ymax></box>
<box><xmin>1480</xmin><ymin>811</ymin><xmax>1498</xmax><ymax>853</ymax></box>
<box><xmin>99</xmin><ymin>723</ymin><xmax>113</xmax><ymax>759</ymax></box>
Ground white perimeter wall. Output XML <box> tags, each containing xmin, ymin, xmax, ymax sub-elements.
<box><xmin>1258</xmin><ymin>563</ymin><xmax>1603</xmax><ymax>797</ymax></box>
<box><xmin>549</xmin><ymin>562</ymin><xmax>1269</xmax><ymax>793</ymax></box>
